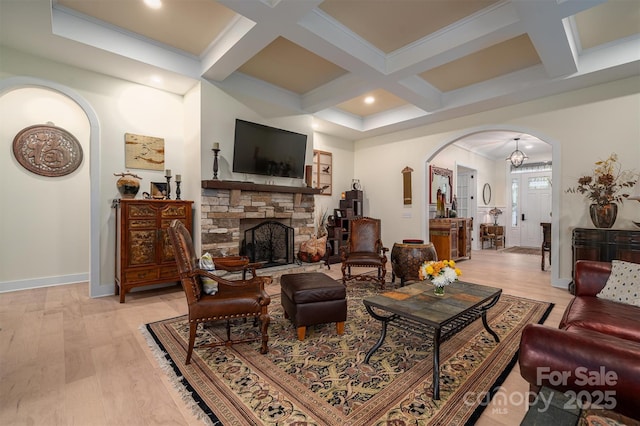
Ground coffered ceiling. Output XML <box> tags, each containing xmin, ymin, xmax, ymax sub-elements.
<box><xmin>1</xmin><ymin>0</ymin><xmax>638</xmax><ymax>145</ymax></box>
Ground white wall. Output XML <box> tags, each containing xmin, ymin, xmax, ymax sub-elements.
<box><xmin>353</xmin><ymin>76</ymin><xmax>640</xmax><ymax>288</ymax></box>
<box><xmin>0</xmin><ymin>87</ymin><xmax>90</xmax><ymax>288</ymax></box>
<box><xmin>311</xmin><ymin>131</ymin><xmax>355</xmax><ymax>227</ymax></box>
<box><xmin>1</xmin><ymin>47</ymin><xmax>189</xmax><ymax>296</ymax></box>
<box><xmin>200</xmin><ymin>80</ymin><xmax>314</xmax><ymax>188</ymax></box>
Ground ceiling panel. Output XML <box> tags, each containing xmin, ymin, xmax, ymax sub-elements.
<box><xmin>57</xmin><ymin>0</ymin><xmax>237</xmax><ymax>56</ymax></box>
<box><xmin>237</xmin><ymin>37</ymin><xmax>348</xmax><ymax>94</ymax></box>
<box><xmin>336</xmin><ymin>89</ymin><xmax>409</xmax><ymax>117</ymax></box>
<box><xmin>419</xmin><ymin>34</ymin><xmax>541</xmax><ymax>92</ymax></box>
<box><xmin>574</xmin><ymin>0</ymin><xmax>640</xmax><ymax>50</ymax></box>
<box><xmin>319</xmin><ymin>0</ymin><xmax>499</xmax><ymax>53</ymax></box>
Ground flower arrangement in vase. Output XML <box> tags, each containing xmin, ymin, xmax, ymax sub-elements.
<box><xmin>566</xmin><ymin>153</ymin><xmax>637</xmax><ymax>228</ymax></box>
<box><xmin>418</xmin><ymin>260</ymin><xmax>462</xmax><ymax>296</ymax></box>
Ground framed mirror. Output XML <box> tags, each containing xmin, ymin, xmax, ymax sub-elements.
<box><xmin>482</xmin><ymin>183</ymin><xmax>492</xmax><ymax>205</ymax></box>
<box><xmin>429</xmin><ymin>166</ymin><xmax>453</xmax><ymax>204</ymax></box>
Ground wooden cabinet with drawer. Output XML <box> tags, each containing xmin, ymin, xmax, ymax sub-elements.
<box><xmin>114</xmin><ymin>199</ymin><xmax>193</xmax><ymax>302</ymax></box>
<box><xmin>429</xmin><ymin>218</ymin><xmax>472</xmax><ymax>261</ymax></box>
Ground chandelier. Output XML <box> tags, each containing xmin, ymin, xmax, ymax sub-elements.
<box><xmin>506</xmin><ymin>137</ymin><xmax>528</xmax><ymax>168</ymax></box>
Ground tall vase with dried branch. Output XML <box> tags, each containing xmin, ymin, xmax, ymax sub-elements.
<box><xmin>566</xmin><ymin>153</ymin><xmax>638</xmax><ymax>228</ymax></box>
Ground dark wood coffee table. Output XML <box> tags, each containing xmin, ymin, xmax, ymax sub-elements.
<box><xmin>363</xmin><ymin>280</ymin><xmax>502</xmax><ymax>400</ymax></box>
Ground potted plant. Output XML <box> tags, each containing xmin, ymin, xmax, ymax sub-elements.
<box><xmin>566</xmin><ymin>153</ymin><xmax>637</xmax><ymax>228</ymax></box>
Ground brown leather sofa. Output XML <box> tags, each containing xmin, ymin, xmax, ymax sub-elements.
<box><xmin>519</xmin><ymin>260</ymin><xmax>640</xmax><ymax>420</ymax></box>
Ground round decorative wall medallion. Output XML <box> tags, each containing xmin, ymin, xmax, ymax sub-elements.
<box><xmin>12</xmin><ymin>125</ymin><xmax>83</xmax><ymax>177</ymax></box>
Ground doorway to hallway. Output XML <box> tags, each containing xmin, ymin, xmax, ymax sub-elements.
<box><xmin>508</xmin><ymin>165</ymin><xmax>552</xmax><ymax>248</ymax></box>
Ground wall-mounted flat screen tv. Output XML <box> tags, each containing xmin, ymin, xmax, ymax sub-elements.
<box><xmin>232</xmin><ymin>119</ymin><xmax>307</xmax><ymax>178</ymax></box>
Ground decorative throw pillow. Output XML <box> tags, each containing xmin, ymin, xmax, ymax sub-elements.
<box><xmin>596</xmin><ymin>260</ymin><xmax>640</xmax><ymax>306</ymax></box>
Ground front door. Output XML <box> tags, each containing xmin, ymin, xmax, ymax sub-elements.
<box><xmin>519</xmin><ymin>172</ymin><xmax>552</xmax><ymax>247</ymax></box>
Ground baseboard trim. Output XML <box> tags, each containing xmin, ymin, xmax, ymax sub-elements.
<box><xmin>0</xmin><ymin>273</ymin><xmax>89</xmax><ymax>293</ymax></box>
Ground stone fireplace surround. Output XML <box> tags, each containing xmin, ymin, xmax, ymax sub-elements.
<box><xmin>200</xmin><ymin>180</ymin><xmax>325</xmax><ymax>283</ymax></box>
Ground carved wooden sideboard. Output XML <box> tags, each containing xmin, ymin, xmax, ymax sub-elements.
<box><xmin>429</xmin><ymin>218</ymin><xmax>472</xmax><ymax>261</ymax></box>
<box><xmin>571</xmin><ymin>227</ymin><xmax>640</xmax><ymax>292</ymax></box>
<box><xmin>114</xmin><ymin>199</ymin><xmax>193</xmax><ymax>303</ymax></box>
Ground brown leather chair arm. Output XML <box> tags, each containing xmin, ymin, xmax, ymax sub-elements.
<box><xmin>212</xmin><ymin>256</ymin><xmax>263</xmax><ymax>278</ymax></box>
<box><xmin>574</xmin><ymin>260</ymin><xmax>612</xmax><ymax>297</ymax></box>
<box><xmin>519</xmin><ymin>323</ymin><xmax>640</xmax><ymax>420</ymax></box>
<box><xmin>190</xmin><ymin>269</ymin><xmax>271</xmax><ymax>289</ymax></box>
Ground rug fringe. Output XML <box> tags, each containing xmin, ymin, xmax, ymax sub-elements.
<box><xmin>139</xmin><ymin>324</ymin><xmax>218</xmax><ymax>426</ymax></box>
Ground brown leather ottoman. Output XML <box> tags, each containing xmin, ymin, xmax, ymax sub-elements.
<box><xmin>280</xmin><ymin>272</ymin><xmax>347</xmax><ymax>341</ymax></box>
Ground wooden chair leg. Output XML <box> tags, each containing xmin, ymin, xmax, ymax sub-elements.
<box><xmin>186</xmin><ymin>322</ymin><xmax>197</xmax><ymax>365</ymax></box>
<box><xmin>297</xmin><ymin>326</ymin><xmax>306</xmax><ymax>341</ymax></box>
<box><xmin>336</xmin><ymin>322</ymin><xmax>345</xmax><ymax>335</ymax></box>
<box><xmin>260</xmin><ymin>313</ymin><xmax>270</xmax><ymax>354</ymax></box>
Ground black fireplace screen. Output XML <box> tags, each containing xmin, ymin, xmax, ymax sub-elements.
<box><xmin>241</xmin><ymin>221</ymin><xmax>294</xmax><ymax>267</ymax></box>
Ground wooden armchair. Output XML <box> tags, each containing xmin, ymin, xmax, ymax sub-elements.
<box><xmin>167</xmin><ymin>220</ymin><xmax>271</xmax><ymax>364</ymax></box>
<box><xmin>479</xmin><ymin>223</ymin><xmax>496</xmax><ymax>249</ymax></box>
<box><xmin>340</xmin><ymin>217</ymin><xmax>388</xmax><ymax>288</ymax></box>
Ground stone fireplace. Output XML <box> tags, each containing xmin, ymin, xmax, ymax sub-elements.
<box><xmin>201</xmin><ymin>181</ymin><xmax>321</xmax><ymax>263</ymax></box>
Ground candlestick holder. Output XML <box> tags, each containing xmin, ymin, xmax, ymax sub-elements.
<box><xmin>165</xmin><ymin>175</ymin><xmax>172</xmax><ymax>200</ymax></box>
<box><xmin>212</xmin><ymin>148</ymin><xmax>220</xmax><ymax>180</ymax></box>
<box><xmin>175</xmin><ymin>181</ymin><xmax>181</xmax><ymax>200</ymax></box>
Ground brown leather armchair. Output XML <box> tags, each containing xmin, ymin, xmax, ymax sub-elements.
<box><xmin>340</xmin><ymin>217</ymin><xmax>388</xmax><ymax>288</ymax></box>
<box><xmin>167</xmin><ymin>219</ymin><xmax>271</xmax><ymax>364</ymax></box>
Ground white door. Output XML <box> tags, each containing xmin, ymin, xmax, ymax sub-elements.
<box><xmin>456</xmin><ymin>167</ymin><xmax>475</xmax><ymax>219</ymax></box>
<box><xmin>519</xmin><ymin>172</ymin><xmax>552</xmax><ymax>247</ymax></box>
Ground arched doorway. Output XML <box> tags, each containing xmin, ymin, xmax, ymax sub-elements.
<box><xmin>423</xmin><ymin>126</ymin><xmax>562</xmax><ymax>287</ymax></box>
<box><xmin>0</xmin><ymin>77</ymin><xmax>101</xmax><ymax>297</ymax></box>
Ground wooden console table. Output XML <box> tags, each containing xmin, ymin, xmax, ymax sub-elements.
<box><xmin>429</xmin><ymin>218</ymin><xmax>472</xmax><ymax>261</ymax></box>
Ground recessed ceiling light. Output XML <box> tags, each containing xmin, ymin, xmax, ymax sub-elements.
<box><xmin>150</xmin><ymin>75</ymin><xmax>163</xmax><ymax>84</ymax></box>
<box><xmin>144</xmin><ymin>0</ymin><xmax>162</xmax><ymax>10</ymax></box>
<box><xmin>312</xmin><ymin>122</ymin><xmax>319</xmax><ymax>130</ymax></box>
<box><xmin>364</xmin><ymin>96</ymin><xmax>375</xmax><ymax>104</ymax></box>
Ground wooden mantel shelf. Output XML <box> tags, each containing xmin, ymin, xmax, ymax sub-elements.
<box><xmin>201</xmin><ymin>180</ymin><xmax>322</xmax><ymax>195</ymax></box>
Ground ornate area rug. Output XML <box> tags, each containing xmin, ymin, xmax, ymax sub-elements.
<box><xmin>143</xmin><ymin>282</ymin><xmax>552</xmax><ymax>425</ymax></box>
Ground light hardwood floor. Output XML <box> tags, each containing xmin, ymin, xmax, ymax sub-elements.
<box><xmin>0</xmin><ymin>249</ymin><xmax>573</xmax><ymax>425</ymax></box>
